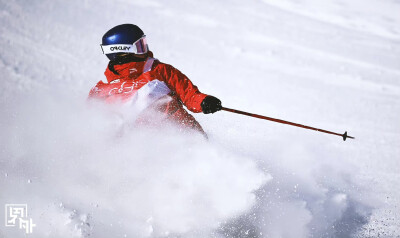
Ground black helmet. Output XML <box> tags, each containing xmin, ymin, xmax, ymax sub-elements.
<box><xmin>101</xmin><ymin>24</ymin><xmax>149</xmax><ymax>61</ymax></box>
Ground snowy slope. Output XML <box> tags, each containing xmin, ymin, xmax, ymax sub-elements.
<box><xmin>1</xmin><ymin>0</ymin><xmax>400</xmax><ymax>237</ymax></box>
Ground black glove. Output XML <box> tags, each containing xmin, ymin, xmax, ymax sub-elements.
<box><xmin>201</xmin><ymin>96</ymin><xmax>222</xmax><ymax>114</ymax></box>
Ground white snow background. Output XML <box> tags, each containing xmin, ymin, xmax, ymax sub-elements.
<box><xmin>1</xmin><ymin>0</ymin><xmax>399</xmax><ymax>237</ymax></box>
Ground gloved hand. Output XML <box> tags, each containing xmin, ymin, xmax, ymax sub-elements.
<box><xmin>201</xmin><ymin>96</ymin><xmax>222</xmax><ymax>114</ymax></box>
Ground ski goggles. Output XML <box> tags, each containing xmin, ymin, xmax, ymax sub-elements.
<box><xmin>101</xmin><ymin>36</ymin><xmax>148</xmax><ymax>55</ymax></box>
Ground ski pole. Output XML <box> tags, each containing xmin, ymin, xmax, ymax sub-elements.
<box><xmin>221</xmin><ymin>107</ymin><xmax>354</xmax><ymax>141</ymax></box>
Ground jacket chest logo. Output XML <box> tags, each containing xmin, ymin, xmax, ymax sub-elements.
<box><xmin>108</xmin><ymin>80</ymin><xmax>149</xmax><ymax>95</ymax></box>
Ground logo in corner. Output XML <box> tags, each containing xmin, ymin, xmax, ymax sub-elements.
<box><xmin>5</xmin><ymin>204</ymin><xmax>36</xmax><ymax>234</ymax></box>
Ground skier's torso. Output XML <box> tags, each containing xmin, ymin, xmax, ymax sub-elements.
<box><xmin>88</xmin><ymin>57</ymin><xmax>207</xmax><ymax>135</ymax></box>
<box><xmin>89</xmin><ymin>58</ymin><xmax>161</xmax><ymax>103</ymax></box>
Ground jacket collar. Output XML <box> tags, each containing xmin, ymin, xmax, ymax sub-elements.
<box><xmin>105</xmin><ymin>61</ymin><xmax>147</xmax><ymax>83</ymax></box>
<box><xmin>104</xmin><ymin>52</ymin><xmax>154</xmax><ymax>83</ymax></box>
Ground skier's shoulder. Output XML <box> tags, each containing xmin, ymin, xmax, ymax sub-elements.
<box><xmin>152</xmin><ymin>60</ymin><xmax>183</xmax><ymax>76</ymax></box>
<box><xmin>152</xmin><ymin>59</ymin><xmax>170</xmax><ymax>69</ymax></box>
<box><xmin>146</xmin><ymin>52</ymin><xmax>180</xmax><ymax>73</ymax></box>
<box><xmin>88</xmin><ymin>80</ymin><xmax>107</xmax><ymax>99</ymax></box>
<box><xmin>91</xmin><ymin>79</ymin><xmax>107</xmax><ymax>88</ymax></box>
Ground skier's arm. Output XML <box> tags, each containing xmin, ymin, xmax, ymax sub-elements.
<box><xmin>160</xmin><ymin>64</ymin><xmax>208</xmax><ymax>113</ymax></box>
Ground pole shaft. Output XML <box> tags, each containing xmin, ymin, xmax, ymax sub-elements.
<box><xmin>221</xmin><ymin>107</ymin><xmax>354</xmax><ymax>140</ymax></box>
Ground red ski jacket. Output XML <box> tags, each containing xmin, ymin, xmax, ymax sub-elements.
<box><xmin>88</xmin><ymin>56</ymin><xmax>208</xmax><ymax>133</ymax></box>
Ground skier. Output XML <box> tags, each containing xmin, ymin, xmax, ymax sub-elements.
<box><xmin>88</xmin><ymin>24</ymin><xmax>222</xmax><ymax>136</ymax></box>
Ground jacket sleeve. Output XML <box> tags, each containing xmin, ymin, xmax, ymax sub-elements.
<box><xmin>159</xmin><ymin>63</ymin><xmax>208</xmax><ymax>113</ymax></box>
